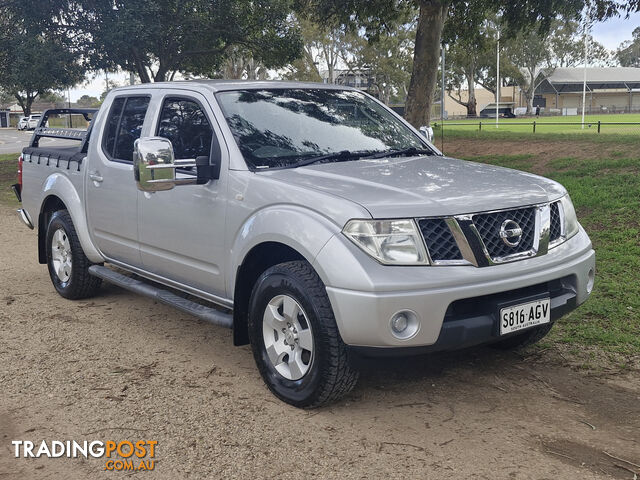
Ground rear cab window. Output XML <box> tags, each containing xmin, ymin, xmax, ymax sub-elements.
<box><xmin>102</xmin><ymin>96</ymin><xmax>150</xmax><ymax>162</ymax></box>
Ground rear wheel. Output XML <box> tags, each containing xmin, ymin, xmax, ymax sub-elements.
<box><xmin>491</xmin><ymin>323</ymin><xmax>554</xmax><ymax>350</ymax></box>
<box><xmin>46</xmin><ymin>210</ymin><xmax>102</xmax><ymax>299</ymax></box>
<box><xmin>248</xmin><ymin>261</ymin><xmax>359</xmax><ymax>408</ymax></box>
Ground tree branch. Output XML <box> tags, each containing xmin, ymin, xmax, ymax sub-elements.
<box><xmin>447</xmin><ymin>91</ymin><xmax>468</xmax><ymax>107</ymax></box>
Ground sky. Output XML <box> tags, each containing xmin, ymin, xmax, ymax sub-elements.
<box><xmin>591</xmin><ymin>10</ymin><xmax>640</xmax><ymax>50</ymax></box>
<box><xmin>68</xmin><ymin>11</ymin><xmax>640</xmax><ymax>102</ymax></box>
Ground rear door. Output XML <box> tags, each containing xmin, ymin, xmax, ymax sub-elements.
<box><xmin>85</xmin><ymin>94</ymin><xmax>151</xmax><ymax>266</ymax></box>
<box><xmin>137</xmin><ymin>91</ymin><xmax>229</xmax><ymax>299</ymax></box>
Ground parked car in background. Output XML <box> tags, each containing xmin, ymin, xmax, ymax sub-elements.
<box><xmin>17</xmin><ymin>117</ymin><xmax>29</xmax><ymax>130</ymax></box>
<box><xmin>26</xmin><ymin>114</ymin><xmax>42</xmax><ymax>130</ymax></box>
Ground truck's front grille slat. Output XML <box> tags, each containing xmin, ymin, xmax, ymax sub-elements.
<box><xmin>418</xmin><ymin>219</ymin><xmax>463</xmax><ymax>261</ymax></box>
<box><xmin>549</xmin><ymin>201</ymin><xmax>562</xmax><ymax>243</ymax></box>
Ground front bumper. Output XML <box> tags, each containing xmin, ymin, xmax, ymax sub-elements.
<box><xmin>315</xmin><ymin>226</ymin><xmax>595</xmax><ymax>349</ymax></box>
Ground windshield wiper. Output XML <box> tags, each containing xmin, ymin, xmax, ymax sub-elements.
<box><xmin>287</xmin><ymin>150</ymin><xmax>365</xmax><ymax>169</ymax></box>
<box><xmin>361</xmin><ymin>147</ymin><xmax>433</xmax><ymax>159</ymax></box>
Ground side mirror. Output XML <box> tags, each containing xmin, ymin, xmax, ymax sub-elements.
<box><xmin>133</xmin><ymin>137</ymin><xmax>218</xmax><ymax>192</ymax></box>
<box><xmin>419</xmin><ymin>126</ymin><xmax>434</xmax><ymax>143</ymax></box>
<box><xmin>134</xmin><ymin>137</ymin><xmax>177</xmax><ymax>192</ymax></box>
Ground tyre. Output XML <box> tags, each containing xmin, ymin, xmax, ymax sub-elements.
<box><xmin>490</xmin><ymin>323</ymin><xmax>554</xmax><ymax>350</ymax></box>
<box><xmin>248</xmin><ymin>261</ymin><xmax>359</xmax><ymax>408</ymax></box>
<box><xmin>45</xmin><ymin>209</ymin><xmax>102</xmax><ymax>299</ymax></box>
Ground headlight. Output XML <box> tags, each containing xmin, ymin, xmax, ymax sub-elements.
<box><xmin>343</xmin><ymin>219</ymin><xmax>429</xmax><ymax>265</ymax></box>
<box><xmin>559</xmin><ymin>194</ymin><xmax>580</xmax><ymax>240</ymax></box>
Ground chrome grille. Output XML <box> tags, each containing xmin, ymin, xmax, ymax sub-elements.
<box><xmin>549</xmin><ymin>202</ymin><xmax>562</xmax><ymax>242</ymax></box>
<box><xmin>418</xmin><ymin>219</ymin><xmax>462</xmax><ymax>261</ymax></box>
<box><xmin>472</xmin><ymin>207</ymin><xmax>537</xmax><ymax>259</ymax></box>
<box><xmin>415</xmin><ymin>203</ymin><xmax>559</xmax><ymax>266</ymax></box>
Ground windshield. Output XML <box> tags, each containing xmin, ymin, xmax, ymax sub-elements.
<box><xmin>215</xmin><ymin>89</ymin><xmax>429</xmax><ymax>169</ymax></box>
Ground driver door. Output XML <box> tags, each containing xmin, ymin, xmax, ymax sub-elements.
<box><xmin>137</xmin><ymin>92</ymin><xmax>228</xmax><ymax>299</ymax></box>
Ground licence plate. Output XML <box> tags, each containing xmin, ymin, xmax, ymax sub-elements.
<box><xmin>499</xmin><ymin>298</ymin><xmax>550</xmax><ymax>335</ymax></box>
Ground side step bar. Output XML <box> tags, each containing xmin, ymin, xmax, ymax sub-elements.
<box><xmin>88</xmin><ymin>265</ymin><xmax>233</xmax><ymax>329</ymax></box>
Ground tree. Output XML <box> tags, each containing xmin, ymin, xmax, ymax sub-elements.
<box><xmin>290</xmin><ymin>17</ymin><xmax>351</xmax><ymax>83</ymax></box>
<box><xmin>281</xmin><ymin>17</ymin><xmax>327</xmax><ymax>82</ymax></box>
<box><xmin>442</xmin><ymin>8</ymin><xmax>497</xmax><ymax>117</ymax></box>
<box><xmin>298</xmin><ymin>0</ymin><xmax>634</xmax><ymax>127</ymax></box>
<box><xmin>0</xmin><ymin>32</ymin><xmax>84</xmax><ymax>115</ymax></box>
<box><xmin>0</xmin><ymin>88</ymin><xmax>13</xmax><ymax>107</ymax></box>
<box><xmin>549</xmin><ymin>20</ymin><xmax>612</xmax><ymax>67</ymax></box>
<box><xmin>0</xmin><ymin>4</ymin><xmax>85</xmax><ymax>115</ymax></box>
<box><xmin>506</xmin><ymin>19</ymin><xmax>613</xmax><ymax>113</ymax></box>
<box><xmin>77</xmin><ymin>95</ymin><xmax>101</xmax><ymax>107</ymax></box>
<box><xmin>15</xmin><ymin>0</ymin><xmax>302</xmax><ymax>83</ymax></box>
<box><xmin>284</xmin><ymin>12</ymin><xmax>415</xmax><ymax>103</ymax></box>
<box><xmin>617</xmin><ymin>27</ymin><xmax>640</xmax><ymax>67</ymax></box>
<box><xmin>40</xmin><ymin>92</ymin><xmax>66</xmax><ymax>104</ymax></box>
<box><xmin>224</xmin><ymin>54</ymin><xmax>268</xmax><ymax>80</ymax></box>
<box><xmin>341</xmin><ymin>15</ymin><xmax>416</xmax><ymax>104</ymax></box>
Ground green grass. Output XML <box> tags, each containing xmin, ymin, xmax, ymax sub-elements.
<box><xmin>0</xmin><ymin>153</ymin><xmax>20</xmax><ymax>207</ymax></box>
<box><xmin>434</xmin><ymin>113</ymin><xmax>640</xmax><ymax>142</ymax></box>
<box><xmin>468</xmin><ymin>152</ymin><xmax>640</xmax><ymax>357</ymax></box>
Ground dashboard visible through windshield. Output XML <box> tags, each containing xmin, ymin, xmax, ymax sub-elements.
<box><xmin>215</xmin><ymin>88</ymin><xmax>430</xmax><ymax>169</ymax></box>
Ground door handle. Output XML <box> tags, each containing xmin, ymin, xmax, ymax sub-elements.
<box><xmin>89</xmin><ymin>172</ymin><xmax>103</xmax><ymax>183</ymax></box>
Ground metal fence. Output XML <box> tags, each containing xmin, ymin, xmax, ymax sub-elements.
<box><xmin>434</xmin><ymin>120</ymin><xmax>640</xmax><ymax>134</ymax></box>
<box><xmin>431</xmin><ymin>119</ymin><xmax>640</xmax><ymax>154</ymax></box>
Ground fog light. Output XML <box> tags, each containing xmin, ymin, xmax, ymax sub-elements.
<box><xmin>389</xmin><ymin>310</ymin><xmax>420</xmax><ymax>340</ymax></box>
<box><xmin>587</xmin><ymin>267</ymin><xmax>595</xmax><ymax>294</ymax></box>
<box><xmin>391</xmin><ymin>314</ymin><xmax>408</xmax><ymax>333</ymax></box>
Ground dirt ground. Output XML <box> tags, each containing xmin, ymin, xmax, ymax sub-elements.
<box><xmin>441</xmin><ymin>137</ymin><xmax>640</xmax><ymax>171</ymax></box>
<box><xmin>0</xmin><ymin>203</ymin><xmax>639</xmax><ymax>480</ymax></box>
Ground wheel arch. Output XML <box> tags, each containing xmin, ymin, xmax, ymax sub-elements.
<box><xmin>228</xmin><ymin>206</ymin><xmax>342</xmax><ymax>346</ymax></box>
<box><xmin>38</xmin><ymin>173</ymin><xmax>104</xmax><ymax>263</ymax></box>
<box><xmin>38</xmin><ymin>195</ymin><xmax>67</xmax><ymax>263</ymax></box>
<box><xmin>232</xmin><ymin>241</ymin><xmax>307</xmax><ymax>346</ymax></box>
<box><xmin>38</xmin><ymin>173</ymin><xmax>103</xmax><ymax>264</ymax></box>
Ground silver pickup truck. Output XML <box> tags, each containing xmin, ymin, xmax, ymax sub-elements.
<box><xmin>14</xmin><ymin>81</ymin><xmax>595</xmax><ymax>407</ymax></box>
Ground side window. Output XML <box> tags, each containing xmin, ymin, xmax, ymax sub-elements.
<box><xmin>102</xmin><ymin>96</ymin><xmax>150</xmax><ymax>162</ymax></box>
<box><xmin>103</xmin><ymin>97</ymin><xmax>125</xmax><ymax>158</ymax></box>
<box><xmin>156</xmin><ymin>98</ymin><xmax>213</xmax><ymax>160</ymax></box>
<box><xmin>114</xmin><ymin>97</ymin><xmax>150</xmax><ymax>161</ymax></box>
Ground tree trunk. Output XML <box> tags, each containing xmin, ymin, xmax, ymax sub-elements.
<box><xmin>466</xmin><ymin>72</ymin><xmax>477</xmax><ymax>117</ymax></box>
<box><xmin>131</xmin><ymin>47</ymin><xmax>151</xmax><ymax>83</ymax></box>
<box><xmin>404</xmin><ymin>0</ymin><xmax>449</xmax><ymax>128</ymax></box>
<box><xmin>523</xmin><ymin>84</ymin><xmax>534</xmax><ymax>114</ymax></box>
<box><xmin>525</xmin><ymin>68</ymin><xmax>536</xmax><ymax>114</ymax></box>
<box><xmin>154</xmin><ymin>62</ymin><xmax>168</xmax><ymax>82</ymax></box>
<box><xmin>16</xmin><ymin>92</ymin><xmax>35</xmax><ymax>116</ymax></box>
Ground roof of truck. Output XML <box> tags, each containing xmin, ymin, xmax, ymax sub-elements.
<box><xmin>111</xmin><ymin>79</ymin><xmax>355</xmax><ymax>93</ymax></box>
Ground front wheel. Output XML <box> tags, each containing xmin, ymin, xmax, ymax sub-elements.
<box><xmin>46</xmin><ymin>209</ymin><xmax>102</xmax><ymax>299</ymax></box>
<box><xmin>248</xmin><ymin>261</ymin><xmax>359</xmax><ymax>408</ymax></box>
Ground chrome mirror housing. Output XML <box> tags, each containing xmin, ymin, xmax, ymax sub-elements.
<box><xmin>419</xmin><ymin>126</ymin><xmax>434</xmax><ymax>143</ymax></box>
<box><xmin>134</xmin><ymin>137</ymin><xmax>177</xmax><ymax>192</ymax></box>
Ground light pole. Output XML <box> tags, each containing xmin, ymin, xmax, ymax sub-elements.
<box><xmin>496</xmin><ymin>29</ymin><xmax>500</xmax><ymax>128</ymax></box>
<box><xmin>441</xmin><ymin>45</ymin><xmax>445</xmax><ymax>123</ymax></box>
<box><xmin>581</xmin><ymin>6</ymin><xmax>590</xmax><ymax>129</ymax></box>
<box><xmin>441</xmin><ymin>44</ymin><xmax>446</xmax><ymax>150</ymax></box>
<box><xmin>67</xmin><ymin>87</ymin><xmax>72</xmax><ymax>128</ymax></box>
